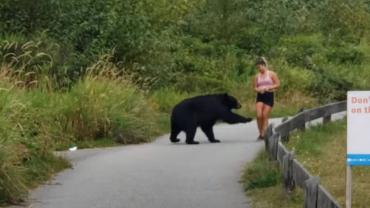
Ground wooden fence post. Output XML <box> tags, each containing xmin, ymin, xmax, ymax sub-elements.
<box><xmin>268</xmin><ymin>134</ymin><xmax>279</xmax><ymax>161</ymax></box>
<box><xmin>304</xmin><ymin>176</ymin><xmax>320</xmax><ymax>208</ymax></box>
<box><xmin>264</xmin><ymin>124</ymin><xmax>274</xmax><ymax>152</ymax></box>
<box><xmin>281</xmin><ymin>117</ymin><xmax>290</xmax><ymax>142</ymax></box>
<box><xmin>283</xmin><ymin>152</ymin><xmax>295</xmax><ymax>192</ymax></box>
<box><xmin>298</xmin><ymin>108</ymin><xmax>306</xmax><ymax>131</ymax></box>
<box><xmin>323</xmin><ymin>114</ymin><xmax>331</xmax><ymax>124</ymax></box>
<box><xmin>318</xmin><ymin>185</ymin><xmax>341</xmax><ymax>208</ymax></box>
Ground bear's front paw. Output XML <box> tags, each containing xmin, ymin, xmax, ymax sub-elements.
<box><xmin>244</xmin><ymin>117</ymin><xmax>253</xmax><ymax>122</ymax></box>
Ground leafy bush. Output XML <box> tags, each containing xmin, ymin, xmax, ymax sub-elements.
<box><xmin>319</xmin><ymin>0</ymin><xmax>370</xmax><ymax>44</ymax></box>
<box><xmin>0</xmin><ymin>0</ymin><xmax>60</xmax><ymax>34</ymax></box>
<box><xmin>276</xmin><ymin>34</ymin><xmax>325</xmax><ymax>68</ymax></box>
<box><xmin>326</xmin><ymin>46</ymin><xmax>365</xmax><ymax>65</ymax></box>
<box><xmin>271</xmin><ymin>59</ymin><xmax>314</xmax><ymax>94</ymax></box>
<box><xmin>309</xmin><ymin>65</ymin><xmax>353</xmax><ymax>102</ymax></box>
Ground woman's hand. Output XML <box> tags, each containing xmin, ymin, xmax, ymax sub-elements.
<box><xmin>266</xmin><ymin>86</ymin><xmax>277</xmax><ymax>92</ymax></box>
<box><xmin>257</xmin><ymin>87</ymin><xmax>266</xmax><ymax>94</ymax></box>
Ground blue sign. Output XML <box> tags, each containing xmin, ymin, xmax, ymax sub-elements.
<box><xmin>347</xmin><ymin>154</ymin><xmax>370</xmax><ymax>166</ymax></box>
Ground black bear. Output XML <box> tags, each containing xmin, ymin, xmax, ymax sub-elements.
<box><xmin>169</xmin><ymin>93</ymin><xmax>252</xmax><ymax>144</ymax></box>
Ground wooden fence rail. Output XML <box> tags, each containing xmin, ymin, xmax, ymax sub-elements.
<box><xmin>264</xmin><ymin>101</ymin><xmax>346</xmax><ymax>208</ymax></box>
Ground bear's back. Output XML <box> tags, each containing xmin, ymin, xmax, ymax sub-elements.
<box><xmin>172</xmin><ymin>94</ymin><xmax>223</xmax><ymax>117</ymax></box>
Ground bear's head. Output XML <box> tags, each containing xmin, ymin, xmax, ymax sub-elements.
<box><xmin>222</xmin><ymin>93</ymin><xmax>242</xmax><ymax>109</ymax></box>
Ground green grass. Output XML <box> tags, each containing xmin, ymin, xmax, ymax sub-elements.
<box><xmin>243</xmin><ymin>119</ymin><xmax>370</xmax><ymax>207</ymax></box>
<box><xmin>288</xmin><ymin>120</ymin><xmax>370</xmax><ymax>207</ymax></box>
<box><xmin>23</xmin><ymin>154</ymin><xmax>71</xmax><ymax>188</ymax></box>
<box><xmin>241</xmin><ymin>152</ymin><xmax>281</xmax><ymax>191</ymax></box>
<box><xmin>241</xmin><ymin>151</ymin><xmax>304</xmax><ymax>207</ymax></box>
<box><xmin>0</xmin><ymin>141</ymin><xmax>70</xmax><ymax>205</ymax></box>
<box><xmin>286</xmin><ymin>120</ymin><xmax>346</xmax><ymax>156</ymax></box>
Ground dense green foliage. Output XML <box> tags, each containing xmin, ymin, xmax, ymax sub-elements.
<box><xmin>1</xmin><ymin>0</ymin><xmax>369</xmax><ymax>94</ymax></box>
<box><xmin>1</xmin><ymin>0</ymin><xmax>370</xmax><ymax>204</ymax></box>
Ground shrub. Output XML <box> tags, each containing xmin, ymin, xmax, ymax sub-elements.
<box><xmin>309</xmin><ymin>64</ymin><xmax>353</xmax><ymax>102</ymax></box>
<box><xmin>326</xmin><ymin>46</ymin><xmax>365</xmax><ymax>65</ymax></box>
<box><xmin>276</xmin><ymin>34</ymin><xmax>325</xmax><ymax>68</ymax></box>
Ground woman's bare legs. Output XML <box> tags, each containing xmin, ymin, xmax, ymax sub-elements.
<box><xmin>261</xmin><ymin>104</ymin><xmax>272</xmax><ymax>138</ymax></box>
<box><xmin>256</xmin><ymin>102</ymin><xmax>264</xmax><ymax>138</ymax></box>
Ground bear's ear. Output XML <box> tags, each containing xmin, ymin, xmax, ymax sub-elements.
<box><xmin>221</xmin><ymin>93</ymin><xmax>229</xmax><ymax>100</ymax></box>
<box><xmin>222</xmin><ymin>93</ymin><xmax>232</xmax><ymax>103</ymax></box>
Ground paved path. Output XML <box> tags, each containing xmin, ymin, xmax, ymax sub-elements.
<box><xmin>17</xmin><ymin>119</ymin><xmax>285</xmax><ymax>208</ymax></box>
<box><xmin>14</xmin><ymin>113</ymin><xmax>346</xmax><ymax>208</ymax></box>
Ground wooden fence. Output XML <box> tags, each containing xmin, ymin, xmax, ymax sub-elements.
<box><xmin>264</xmin><ymin>101</ymin><xmax>346</xmax><ymax>208</ymax></box>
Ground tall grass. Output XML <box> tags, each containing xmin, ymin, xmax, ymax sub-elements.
<box><xmin>150</xmin><ymin>87</ymin><xmax>191</xmax><ymax>113</ymax></box>
<box><xmin>0</xmin><ymin>140</ymin><xmax>27</xmax><ymax>204</ymax></box>
<box><xmin>61</xmin><ymin>74</ymin><xmax>160</xmax><ymax>144</ymax></box>
<box><xmin>0</xmin><ymin>75</ymin><xmax>68</xmax><ymax>204</ymax></box>
<box><xmin>0</xmin><ymin>56</ymin><xmax>167</xmax><ymax>204</ymax></box>
<box><xmin>241</xmin><ymin>152</ymin><xmax>281</xmax><ymax>191</ymax></box>
<box><xmin>0</xmin><ymin>84</ymin><xmax>30</xmax><ymax>203</ymax></box>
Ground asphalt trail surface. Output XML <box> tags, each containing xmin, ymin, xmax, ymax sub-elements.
<box><xmin>15</xmin><ymin>113</ymin><xmax>345</xmax><ymax>208</ymax></box>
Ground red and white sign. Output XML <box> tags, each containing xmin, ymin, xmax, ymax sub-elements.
<box><xmin>347</xmin><ymin>91</ymin><xmax>370</xmax><ymax>166</ymax></box>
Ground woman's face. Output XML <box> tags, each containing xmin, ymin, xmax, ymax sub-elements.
<box><xmin>257</xmin><ymin>64</ymin><xmax>266</xmax><ymax>73</ymax></box>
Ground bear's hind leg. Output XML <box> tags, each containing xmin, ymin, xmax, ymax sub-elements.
<box><xmin>169</xmin><ymin>126</ymin><xmax>181</xmax><ymax>143</ymax></box>
<box><xmin>201</xmin><ymin>125</ymin><xmax>220</xmax><ymax>143</ymax></box>
<box><xmin>185</xmin><ymin>126</ymin><xmax>199</xmax><ymax>145</ymax></box>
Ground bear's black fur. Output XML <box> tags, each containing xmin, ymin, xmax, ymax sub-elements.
<box><xmin>169</xmin><ymin>93</ymin><xmax>252</xmax><ymax>144</ymax></box>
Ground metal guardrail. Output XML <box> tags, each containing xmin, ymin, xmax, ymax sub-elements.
<box><xmin>264</xmin><ymin>101</ymin><xmax>346</xmax><ymax>208</ymax></box>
